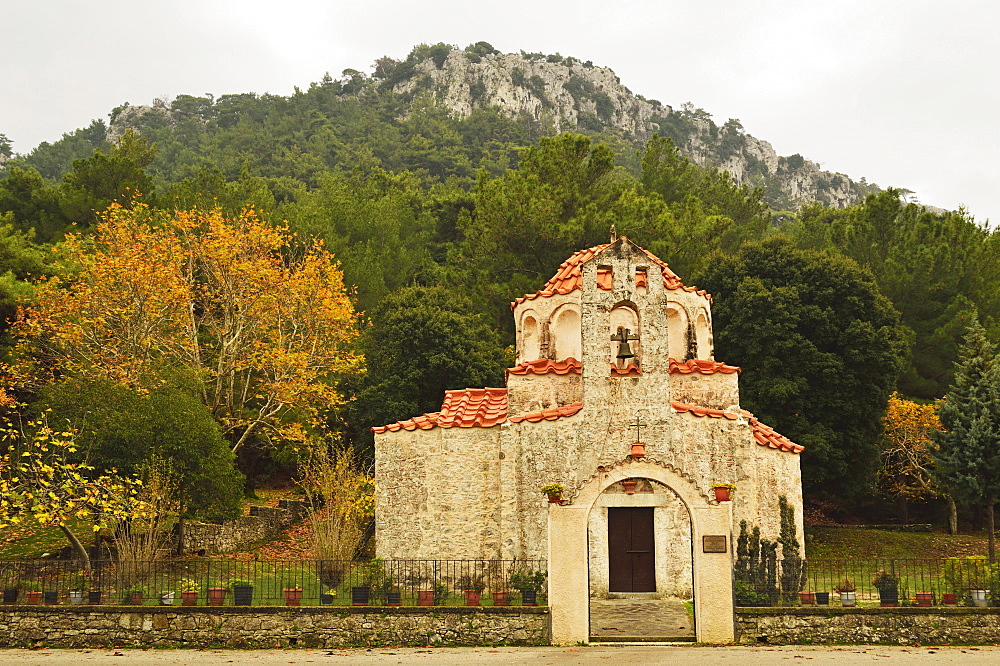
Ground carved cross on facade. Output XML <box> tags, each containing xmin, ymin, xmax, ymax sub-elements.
<box><xmin>630</xmin><ymin>412</ymin><xmax>646</xmax><ymax>445</ymax></box>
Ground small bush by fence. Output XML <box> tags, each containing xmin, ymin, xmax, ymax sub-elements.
<box><xmin>0</xmin><ymin>559</ymin><xmax>547</xmax><ymax>607</ymax></box>
<box><xmin>737</xmin><ymin>557</ymin><xmax>1000</xmax><ymax>607</ymax></box>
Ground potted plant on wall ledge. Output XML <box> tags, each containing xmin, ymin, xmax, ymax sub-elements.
<box><xmin>229</xmin><ymin>578</ymin><xmax>254</xmax><ymax>606</ymax></box>
<box><xmin>872</xmin><ymin>570</ymin><xmax>900</xmax><ymax>606</ymax></box>
<box><xmin>711</xmin><ymin>483</ymin><xmax>736</xmax><ymax>502</ymax></box>
<box><xmin>178</xmin><ymin>578</ymin><xmax>199</xmax><ymax>606</ymax></box>
<box><xmin>19</xmin><ymin>581</ymin><xmax>42</xmax><ymax>605</ymax></box>
<box><xmin>458</xmin><ymin>575</ymin><xmax>486</xmax><ymax>606</ymax></box>
<box><xmin>834</xmin><ymin>578</ymin><xmax>856</xmax><ymax>607</ymax></box>
<box><xmin>122</xmin><ymin>584</ymin><xmax>145</xmax><ymax>605</ymax></box>
<box><xmin>510</xmin><ymin>569</ymin><xmax>546</xmax><ymax>606</ymax></box>
<box><xmin>541</xmin><ymin>483</ymin><xmax>566</xmax><ymax>504</ymax></box>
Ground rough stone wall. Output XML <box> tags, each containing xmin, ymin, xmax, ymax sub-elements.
<box><xmin>736</xmin><ymin>608</ymin><xmax>1000</xmax><ymax>645</ymax></box>
<box><xmin>179</xmin><ymin>500</ymin><xmax>308</xmax><ymax>554</ymax></box>
<box><xmin>670</xmin><ymin>372</ymin><xmax>740</xmax><ymax>410</ymax></box>
<box><xmin>0</xmin><ymin>606</ymin><xmax>549</xmax><ymax>648</ymax></box>
<box><xmin>506</xmin><ymin>373</ymin><xmax>582</xmax><ymax>419</ymax></box>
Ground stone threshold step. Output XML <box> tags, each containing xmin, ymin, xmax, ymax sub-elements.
<box><xmin>590</xmin><ymin>635</ymin><xmax>696</xmax><ymax>643</ymax></box>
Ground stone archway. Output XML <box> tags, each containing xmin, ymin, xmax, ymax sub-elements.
<box><xmin>547</xmin><ymin>459</ymin><xmax>734</xmax><ymax>644</ymax></box>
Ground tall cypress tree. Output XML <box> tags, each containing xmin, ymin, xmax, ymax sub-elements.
<box><xmin>932</xmin><ymin>318</ymin><xmax>1000</xmax><ymax>561</ymax></box>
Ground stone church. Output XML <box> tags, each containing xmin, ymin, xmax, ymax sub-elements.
<box><xmin>373</xmin><ymin>237</ymin><xmax>803</xmax><ymax>600</ymax></box>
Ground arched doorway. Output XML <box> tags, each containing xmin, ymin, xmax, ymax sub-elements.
<box><xmin>547</xmin><ymin>459</ymin><xmax>735</xmax><ymax>644</ymax></box>
<box><xmin>587</xmin><ymin>477</ymin><xmax>694</xmax><ymax>641</ymax></box>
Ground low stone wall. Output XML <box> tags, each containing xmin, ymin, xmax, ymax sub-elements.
<box><xmin>178</xmin><ymin>499</ymin><xmax>309</xmax><ymax>554</ymax></box>
<box><xmin>0</xmin><ymin>605</ymin><xmax>549</xmax><ymax>648</ymax></box>
<box><xmin>737</xmin><ymin>607</ymin><xmax>1000</xmax><ymax>644</ymax></box>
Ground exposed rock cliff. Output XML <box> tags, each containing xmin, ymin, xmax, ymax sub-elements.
<box><xmin>383</xmin><ymin>45</ymin><xmax>879</xmax><ymax>209</ymax></box>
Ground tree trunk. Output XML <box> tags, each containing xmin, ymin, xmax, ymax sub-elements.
<box><xmin>897</xmin><ymin>496</ymin><xmax>909</xmax><ymax>524</ymax></box>
<box><xmin>947</xmin><ymin>496</ymin><xmax>958</xmax><ymax>535</ymax></box>
<box><xmin>175</xmin><ymin>515</ymin><xmax>185</xmax><ymax>556</ymax></box>
<box><xmin>989</xmin><ymin>499</ymin><xmax>997</xmax><ymax>564</ymax></box>
<box><xmin>60</xmin><ymin>524</ymin><xmax>91</xmax><ymax>570</ymax></box>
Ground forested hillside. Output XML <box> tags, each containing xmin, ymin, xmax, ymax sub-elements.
<box><xmin>1</xmin><ymin>42</ymin><xmax>998</xmax><ymax>523</ymax></box>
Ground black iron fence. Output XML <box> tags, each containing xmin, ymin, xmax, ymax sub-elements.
<box><xmin>736</xmin><ymin>557</ymin><xmax>1000</xmax><ymax>607</ymax></box>
<box><xmin>0</xmin><ymin>559</ymin><xmax>547</xmax><ymax>607</ymax></box>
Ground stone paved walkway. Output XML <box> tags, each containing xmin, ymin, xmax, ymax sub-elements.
<box><xmin>589</xmin><ymin>598</ymin><xmax>695</xmax><ymax>639</ymax></box>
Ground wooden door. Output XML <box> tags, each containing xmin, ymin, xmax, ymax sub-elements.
<box><xmin>608</xmin><ymin>507</ymin><xmax>656</xmax><ymax>592</ymax></box>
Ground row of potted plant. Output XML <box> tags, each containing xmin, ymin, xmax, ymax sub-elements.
<box><xmin>541</xmin><ymin>482</ymin><xmax>737</xmax><ymax>502</ymax></box>
<box><xmin>797</xmin><ymin>572</ymin><xmax>998</xmax><ymax>608</ymax></box>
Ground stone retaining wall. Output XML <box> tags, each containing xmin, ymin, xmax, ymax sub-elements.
<box><xmin>0</xmin><ymin>605</ymin><xmax>549</xmax><ymax>648</ymax></box>
<box><xmin>178</xmin><ymin>500</ymin><xmax>309</xmax><ymax>554</ymax></box>
<box><xmin>737</xmin><ymin>607</ymin><xmax>1000</xmax><ymax>645</ymax></box>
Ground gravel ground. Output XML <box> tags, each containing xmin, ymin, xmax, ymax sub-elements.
<box><xmin>2</xmin><ymin>645</ymin><xmax>1000</xmax><ymax>665</ymax></box>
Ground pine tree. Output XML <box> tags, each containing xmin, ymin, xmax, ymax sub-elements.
<box><xmin>932</xmin><ymin>318</ymin><xmax>1000</xmax><ymax>561</ymax></box>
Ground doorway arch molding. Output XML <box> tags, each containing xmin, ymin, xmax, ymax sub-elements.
<box><xmin>547</xmin><ymin>458</ymin><xmax>735</xmax><ymax>644</ymax></box>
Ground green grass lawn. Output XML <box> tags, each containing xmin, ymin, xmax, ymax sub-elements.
<box><xmin>805</xmin><ymin>526</ymin><xmax>990</xmax><ymax>560</ymax></box>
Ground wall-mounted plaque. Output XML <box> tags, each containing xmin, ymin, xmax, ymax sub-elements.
<box><xmin>702</xmin><ymin>535</ymin><xmax>727</xmax><ymax>553</ymax></box>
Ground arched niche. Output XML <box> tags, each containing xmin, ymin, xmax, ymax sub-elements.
<box><xmin>520</xmin><ymin>311</ymin><xmax>540</xmax><ymax>362</ymax></box>
<box><xmin>695</xmin><ymin>310</ymin><xmax>712</xmax><ymax>360</ymax></box>
<box><xmin>666</xmin><ymin>303</ymin><xmax>688</xmax><ymax>360</ymax></box>
<box><xmin>609</xmin><ymin>303</ymin><xmax>640</xmax><ymax>367</ymax></box>
<box><xmin>551</xmin><ymin>304</ymin><xmax>581</xmax><ymax>361</ymax></box>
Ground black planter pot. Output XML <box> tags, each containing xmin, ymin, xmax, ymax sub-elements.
<box><xmin>233</xmin><ymin>585</ymin><xmax>253</xmax><ymax>606</ymax></box>
<box><xmin>521</xmin><ymin>589</ymin><xmax>537</xmax><ymax>606</ymax></box>
<box><xmin>815</xmin><ymin>592</ymin><xmax>830</xmax><ymax>606</ymax></box>
<box><xmin>2</xmin><ymin>588</ymin><xmax>17</xmax><ymax>604</ymax></box>
<box><xmin>351</xmin><ymin>586</ymin><xmax>370</xmax><ymax>606</ymax></box>
<box><xmin>319</xmin><ymin>593</ymin><xmax>335</xmax><ymax>606</ymax></box>
<box><xmin>386</xmin><ymin>590</ymin><xmax>402</xmax><ymax>606</ymax></box>
<box><xmin>87</xmin><ymin>590</ymin><xmax>102</xmax><ymax>605</ymax></box>
<box><xmin>879</xmin><ymin>590</ymin><xmax>899</xmax><ymax>606</ymax></box>
<box><xmin>43</xmin><ymin>591</ymin><xmax>59</xmax><ymax>605</ymax></box>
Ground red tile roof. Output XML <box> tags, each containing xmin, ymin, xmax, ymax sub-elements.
<box><xmin>509</xmin><ymin>402</ymin><xmax>583</xmax><ymax>423</ymax></box>
<box><xmin>668</xmin><ymin>359</ymin><xmax>742</xmax><ymax>375</ymax></box>
<box><xmin>373</xmin><ymin>389</ymin><xmax>584</xmax><ymax>432</ymax></box>
<box><xmin>741</xmin><ymin>410</ymin><xmax>805</xmax><ymax>454</ymax></box>
<box><xmin>511</xmin><ymin>240</ymin><xmax>712</xmax><ymax>308</ymax></box>
<box><xmin>670</xmin><ymin>402</ymin><xmax>803</xmax><ymax>454</ymax></box>
<box><xmin>611</xmin><ymin>362</ymin><xmax>642</xmax><ymax>377</ymax></box>
<box><xmin>507</xmin><ymin>358</ymin><xmax>582</xmax><ymax>376</ymax></box>
<box><xmin>372</xmin><ymin>388</ymin><xmax>509</xmax><ymax>433</ymax></box>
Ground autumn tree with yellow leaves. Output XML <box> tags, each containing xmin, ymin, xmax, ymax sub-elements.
<box><xmin>0</xmin><ymin>417</ymin><xmax>149</xmax><ymax>568</ymax></box>
<box><xmin>879</xmin><ymin>392</ymin><xmax>945</xmax><ymax>525</ymax></box>
<box><xmin>10</xmin><ymin>204</ymin><xmax>363</xmax><ymax>478</ymax></box>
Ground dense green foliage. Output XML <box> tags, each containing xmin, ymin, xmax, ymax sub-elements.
<box><xmin>2</xmin><ymin>52</ymin><xmax>998</xmax><ymax>510</ymax></box>
<box><xmin>695</xmin><ymin>238</ymin><xmax>910</xmax><ymax>496</ymax></box>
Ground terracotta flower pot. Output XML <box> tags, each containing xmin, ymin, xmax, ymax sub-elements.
<box><xmin>24</xmin><ymin>591</ymin><xmax>42</xmax><ymax>605</ymax></box>
<box><xmin>207</xmin><ymin>587</ymin><xmax>227</xmax><ymax>606</ymax></box>
<box><xmin>128</xmin><ymin>592</ymin><xmax>142</xmax><ymax>605</ymax></box>
<box><xmin>942</xmin><ymin>593</ymin><xmax>957</xmax><ymax>606</ymax></box>
<box><xmin>915</xmin><ymin>592</ymin><xmax>933</xmax><ymax>607</ymax></box>
<box><xmin>181</xmin><ymin>590</ymin><xmax>198</xmax><ymax>606</ymax></box>
<box><xmin>417</xmin><ymin>590</ymin><xmax>434</xmax><ymax>606</ymax></box>
<box><xmin>712</xmin><ymin>486</ymin><xmax>732</xmax><ymax>502</ymax></box>
<box><xmin>283</xmin><ymin>588</ymin><xmax>303</xmax><ymax>606</ymax></box>
<box><xmin>799</xmin><ymin>591</ymin><xmax>815</xmax><ymax>605</ymax></box>
<box><xmin>547</xmin><ymin>494</ymin><xmax>562</xmax><ymax>504</ymax></box>
<box><xmin>492</xmin><ymin>590</ymin><xmax>510</xmax><ymax>606</ymax></box>
<box><xmin>630</xmin><ymin>443</ymin><xmax>646</xmax><ymax>457</ymax></box>
<box><xmin>464</xmin><ymin>590</ymin><xmax>482</xmax><ymax>606</ymax></box>
<box><xmin>622</xmin><ymin>480</ymin><xmax>638</xmax><ymax>495</ymax></box>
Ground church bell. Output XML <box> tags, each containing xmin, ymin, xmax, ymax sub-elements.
<box><xmin>616</xmin><ymin>340</ymin><xmax>635</xmax><ymax>360</ymax></box>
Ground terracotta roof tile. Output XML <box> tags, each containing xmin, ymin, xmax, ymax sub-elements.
<box><xmin>669</xmin><ymin>402</ymin><xmax>803</xmax><ymax>454</ymax></box>
<box><xmin>507</xmin><ymin>358</ymin><xmax>582</xmax><ymax>376</ymax></box>
<box><xmin>372</xmin><ymin>388</ymin><xmax>509</xmax><ymax>433</ymax></box>
<box><xmin>611</xmin><ymin>362</ymin><xmax>642</xmax><ymax>377</ymax></box>
<box><xmin>741</xmin><ymin>410</ymin><xmax>805</xmax><ymax>454</ymax></box>
<box><xmin>509</xmin><ymin>402</ymin><xmax>583</xmax><ymax>423</ymax></box>
<box><xmin>670</xmin><ymin>401</ymin><xmax>740</xmax><ymax>420</ymax></box>
<box><xmin>511</xmin><ymin>240</ymin><xmax>712</xmax><ymax>308</ymax></box>
<box><xmin>668</xmin><ymin>359</ymin><xmax>742</xmax><ymax>375</ymax></box>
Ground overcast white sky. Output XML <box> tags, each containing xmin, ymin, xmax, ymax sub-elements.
<box><xmin>2</xmin><ymin>0</ymin><xmax>997</xmax><ymax>222</ymax></box>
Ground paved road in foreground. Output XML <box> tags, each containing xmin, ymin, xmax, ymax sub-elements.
<box><xmin>2</xmin><ymin>645</ymin><xmax>1000</xmax><ymax>665</ymax></box>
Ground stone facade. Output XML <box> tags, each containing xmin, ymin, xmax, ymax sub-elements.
<box><xmin>736</xmin><ymin>607</ymin><xmax>1000</xmax><ymax>645</ymax></box>
<box><xmin>0</xmin><ymin>606</ymin><xmax>549</xmax><ymax>648</ymax></box>
<box><xmin>374</xmin><ymin>238</ymin><xmax>804</xmax><ymax>600</ymax></box>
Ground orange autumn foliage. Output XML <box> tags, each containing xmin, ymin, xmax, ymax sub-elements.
<box><xmin>11</xmin><ymin>204</ymin><xmax>363</xmax><ymax>453</ymax></box>
<box><xmin>880</xmin><ymin>391</ymin><xmax>944</xmax><ymax>501</ymax></box>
